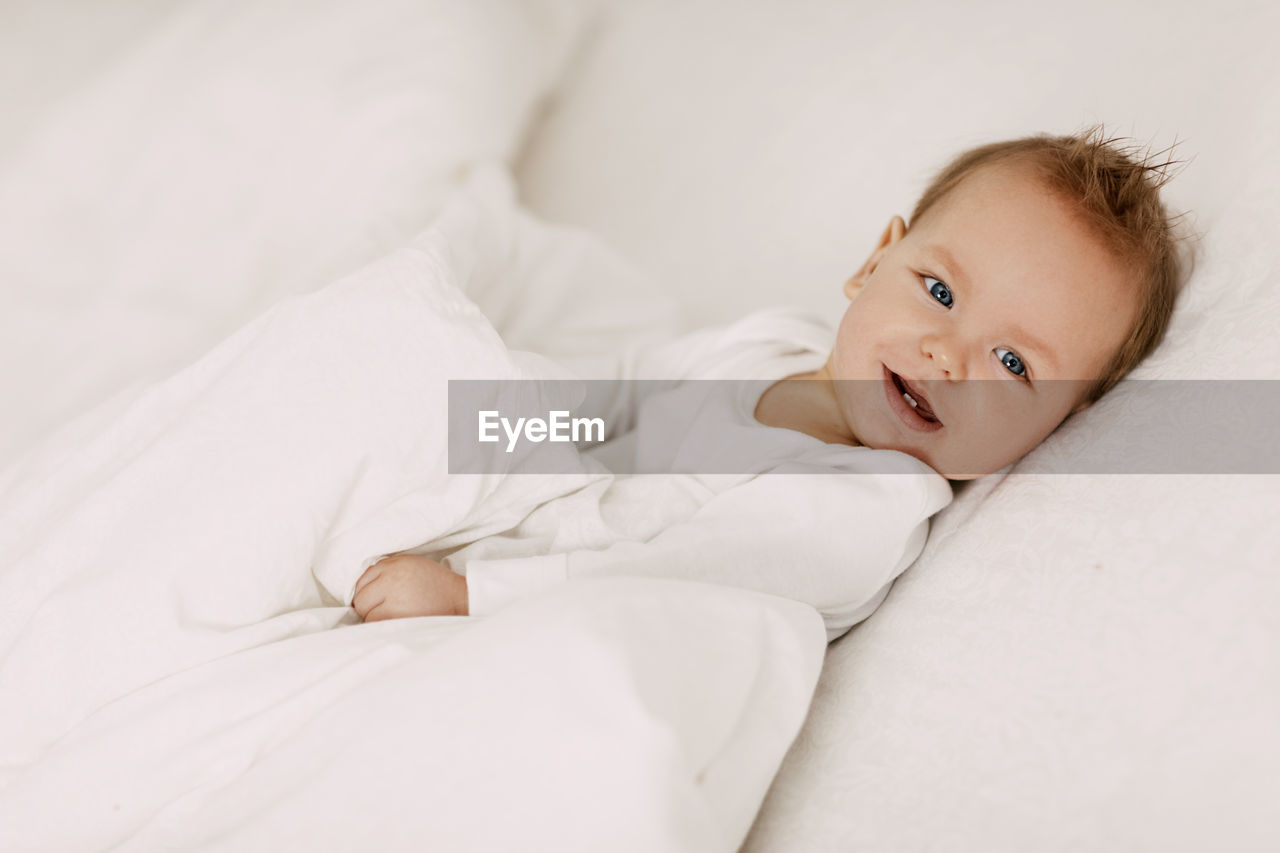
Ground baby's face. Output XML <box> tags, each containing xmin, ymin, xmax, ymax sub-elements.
<box><xmin>822</xmin><ymin>162</ymin><xmax>1139</xmax><ymax>479</ymax></box>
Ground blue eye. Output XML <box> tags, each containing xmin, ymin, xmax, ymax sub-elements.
<box><xmin>925</xmin><ymin>275</ymin><xmax>953</xmax><ymax>307</ymax></box>
<box><xmin>995</xmin><ymin>347</ymin><xmax>1027</xmax><ymax>378</ymax></box>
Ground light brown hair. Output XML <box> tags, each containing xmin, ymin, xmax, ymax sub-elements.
<box><xmin>909</xmin><ymin>125</ymin><xmax>1192</xmax><ymax>403</ymax></box>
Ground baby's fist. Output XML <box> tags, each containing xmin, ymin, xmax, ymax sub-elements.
<box><xmin>352</xmin><ymin>554</ymin><xmax>469</xmax><ymax>622</ymax></box>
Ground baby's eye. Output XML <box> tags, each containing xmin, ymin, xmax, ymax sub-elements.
<box><xmin>995</xmin><ymin>347</ymin><xmax>1028</xmax><ymax>378</ymax></box>
<box><xmin>924</xmin><ymin>275</ymin><xmax>953</xmax><ymax>308</ymax></box>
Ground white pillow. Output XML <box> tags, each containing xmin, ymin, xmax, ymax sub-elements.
<box><xmin>516</xmin><ymin>0</ymin><xmax>1266</xmax><ymax>331</ymax></box>
<box><xmin>0</xmin><ymin>0</ymin><xmax>595</xmax><ymax>463</ymax></box>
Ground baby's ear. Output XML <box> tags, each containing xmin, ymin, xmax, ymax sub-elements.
<box><xmin>844</xmin><ymin>216</ymin><xmax>907</xmax><ymax>298</ymax></box>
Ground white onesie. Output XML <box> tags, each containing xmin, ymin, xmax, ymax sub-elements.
<box><xmin>447</xmin><ymin>305</ymin><xmax>953</xmax><ymax>643</ymax></box>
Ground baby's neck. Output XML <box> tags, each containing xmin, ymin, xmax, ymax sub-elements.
<box><xmin>753</xmin><ymin>371</ymin><xmax>859</xmax><ymax>447</ymax></box>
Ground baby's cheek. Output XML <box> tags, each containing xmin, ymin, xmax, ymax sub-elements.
<box><xmin>972</xmin><ymin>406</ymin><xmax>1067</xmax><ymax>472</ymax></box>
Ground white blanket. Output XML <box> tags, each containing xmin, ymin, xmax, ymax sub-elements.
<box><xmin>0</xmin><ymin>167</ymin><xmax>826</xmax><ymax>851</ymax></box>
<box><xmin>0</xmin><ymin>576</ymin><xmax>824</xmax><ymax>852</ymax></box>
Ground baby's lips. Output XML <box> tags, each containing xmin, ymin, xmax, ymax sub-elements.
<box><xmin>899</xmin><ymin>375</ymin><xmax>941</xmax><ymax>423</ymax></box>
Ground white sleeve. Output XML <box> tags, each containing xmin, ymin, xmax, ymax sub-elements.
<box><xmin>560</xmin><ymin>323</ymin><xmax>740</xmax><ymax>440</ymax></box>
<box><xmin>558</xmin><ymin>306</ymin><xmax>837</xmax><ymax>440</ymax></box>
<box><xmin>436</xmin><ymin>163</ymin><xmax>739</xmax><ymax>440</ymax></box>
<box><xmin>462</xmin><ymin>458</ymin><xmax>946</xmax><ymax>641</ymax></box>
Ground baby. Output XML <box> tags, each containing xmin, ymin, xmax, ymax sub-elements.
<box><xmin>352</xmin><ymin>126</ymin><xmax>1187</xmax><ymax>635</ymax></box>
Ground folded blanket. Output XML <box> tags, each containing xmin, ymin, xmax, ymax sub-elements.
<box><xmin>0</xmin><ymin>165</ymin><xmax>829</xmax><ymax>853</ymax></box>
<box><xmin>0</xmin><ymin>166</ymin><xmax>608</xmax><ymax>764</ymax></box>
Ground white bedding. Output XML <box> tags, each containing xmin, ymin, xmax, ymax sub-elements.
<box><xmin>0</xmin><ymin>0</ymin><xmax>595</xmax><ymax>465</ymax></box>
<box><xmin>4</xmin><ymin>0</ymin><xmax>1278</xmax><ymax>850</ymax></box>
<box><xmin>0</xmin><ymin>165</ymin><xmax>827</xmax><ymax>851</ymax></box>
<box><xmin>0</xmin><ymin>166</ymin><xmax>579</xmax><ymax>752</ymax></box>
<box><xmin>0</xmin><ymin>577</ymin><xmax>823</xmax><ymax>852</ymax></box>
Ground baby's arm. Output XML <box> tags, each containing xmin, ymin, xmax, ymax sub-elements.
<box><xmin>352</xmin><ymin>554</ymin><xmax>468</xmax><ymax>621</ymax></box>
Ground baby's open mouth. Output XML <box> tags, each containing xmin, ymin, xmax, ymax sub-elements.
<box><xmin>890</xmin><ymin>371</ymin><xmax>941</xmax><ymax>424</ymax></box>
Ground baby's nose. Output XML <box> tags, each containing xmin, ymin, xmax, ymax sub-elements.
<box><xmin>920</xmin><ymin>335</ymin><xmax>963</xmax><ymax>380</ymax></box>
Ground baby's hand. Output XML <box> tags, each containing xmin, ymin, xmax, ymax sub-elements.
<box><xmin>352</xmin><ymin>554</ymin><xmax>469</xmax><ymax>622</ymax></box>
